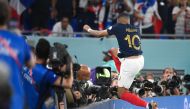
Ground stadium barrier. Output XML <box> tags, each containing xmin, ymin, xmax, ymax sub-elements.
<box><xmin>76</xmin><ymin>95</ymin><xmax>190</xmax><ymax>109</ymax></box>
<box><xmin>26</xmin><ymin>37</ymin><xmax>190</xmax><ymax>74</ymax></box>
<box><xmin>23</xmin><ymin>31</ymin><xmax>190</xmax><ymax>39</ymax></box>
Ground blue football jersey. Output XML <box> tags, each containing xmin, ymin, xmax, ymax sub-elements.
<box><xmin>22</xmin><ymin>64</ymin><xmax>58</xmax><ymax>109</ymax></box>
<box><xmin>22</xmin><ymin>66</ymin><xmax>39</xmax><ymax>109</ymax></box>
<box><xmin>107</xmin><ymin>24</ymin><xmax>142</xmax><ymax>58</ymax></box>
<box><xmin>0</xmin><ymin>30</ymin><xmax>31</xmax><ymax>109</ymax></box>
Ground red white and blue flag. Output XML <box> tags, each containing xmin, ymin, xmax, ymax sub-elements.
<box><xmin>9</xmin><ymin>0</ymin><xmax>35</xmax><ymax>19</ymax></box>
<box><xmin>135</xmin><ymin>0</ymin><xmax>163</xmax><ymax>34</ymax></box>
<box><xmin>136</xmin><ymin>0</ymin><xmax>156</xmax><ymax>14</ymax></box>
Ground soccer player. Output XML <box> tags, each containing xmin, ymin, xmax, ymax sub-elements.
<box><xmin>22</xmin><ymin>39</ymin><xmax>73</xmax><ymax>109</ymax></box>
<box><xmin>0</xmin><ymin>1</ymin><xmax>35</xmax><ymax>109</ymax></box>
<box><xmin>83</xmin><ymin>13</ymin><xmax>157</xmax><ymax>109</ymax></box>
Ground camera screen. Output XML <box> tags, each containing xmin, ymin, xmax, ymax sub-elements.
<box><xmin>95</xmin><ymin>67</ymin><xmax>111</xmax><ymax>86</ymax></box>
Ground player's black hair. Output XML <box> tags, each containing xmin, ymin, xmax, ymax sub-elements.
<box><xmin>35</xmin><ymin>38</ymin><xmax>50</xmax><ymax>60</ymax></box>
<box><xmin>117</xmin><ymin>13</ymin><xmax>130</xmax><ymax>19</ymax></box>
<box><xmin>0</xmin><ymin>1</ymin><xmax>10</xmax><ymax>25</ymax></box>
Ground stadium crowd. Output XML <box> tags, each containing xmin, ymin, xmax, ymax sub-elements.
<box><xmin>8</xmin><ymin>0</ymin><xmax>190</xmax><ymax>36</ymax></box>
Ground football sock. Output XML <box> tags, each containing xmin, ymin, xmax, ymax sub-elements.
<box><xmin>121</xmin><ymin>91</ymin><xmax>148</xmax><ymax>107</ymax></box>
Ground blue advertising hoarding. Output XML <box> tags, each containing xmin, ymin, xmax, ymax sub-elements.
<box><xmin>112</xmin><ymin>95</ymin><xmax>190</xmax><ymax>109</ymax></box>
<box><xmin>78</xmin><ymin>96</ymin><xmax>190</xmax><ymax>109</ymax></box>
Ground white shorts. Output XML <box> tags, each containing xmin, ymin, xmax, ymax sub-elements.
<box><xmin>118</xmin><ymin>55</ymin><xmax>144</xmax><ymax>89</ymax></box>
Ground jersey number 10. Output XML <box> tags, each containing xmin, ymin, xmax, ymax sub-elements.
<box><xmin>124</xmin><ymin>34</ymin><xmax>141</xmax><ymax>50</ymax></box>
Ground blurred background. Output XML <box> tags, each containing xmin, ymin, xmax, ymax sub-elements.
<box><xmin>7</xmin><ymin>0</ymin><xmax>190</xmax><ymax>38</ymax></box>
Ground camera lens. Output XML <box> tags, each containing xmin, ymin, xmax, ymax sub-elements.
<box><xmin>153</xmin><ymin>85</ymin><xmax>163</xmax><ymax>94</ymax></box>
<box><xmin>143</xmin><ymin>80</ymin><xmax>153</xmax><ymax>91</ymax></box>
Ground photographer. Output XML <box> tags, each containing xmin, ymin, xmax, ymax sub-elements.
<box><xmin>69</xmin><ymin>64</ymin><xmax>94</xmax><ymax>107</ymax></box>
<box><xmin>160</xmin><ymin>67</ymin><xmax>181</xmax><ymax>96</ymax></box>
<box><xmin>0</xmin><ymin>1</ymin><xmax>35</xmax><ymax>109</ymax></box>
<box><xmin>129</xmin><ymin>70</ymin><xmax>182</xmax><ymax>98</ymax></box>
<box><xmin>70</xmin><ymin>66</ymin><xmax>119</xmax><ymax>107</ymax></box>
<box><xmin>143</xmin><ymin>73</ymin><xmax>156</xmax><ymax>98</ymax></box>
<box><xmin>183</xmin><ymin>74</ymin><xmax>190</xmax><ymax>95</ymax></box>
<box><xmin>22</xmin><ymin>39</ymin><xmax>73</xmax><ymax>109</ymax></box>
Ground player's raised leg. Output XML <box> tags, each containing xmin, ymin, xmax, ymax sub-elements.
<box><xmin>117</xmin><ymin>56</ymin><xmax>157</xmax><ymax>109</ymax></box>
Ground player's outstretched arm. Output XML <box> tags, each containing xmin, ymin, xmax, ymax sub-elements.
<box><xmin>83</xmin><ymin>24</ymin><xmax>108</xmax><ymax>37</ymax></box>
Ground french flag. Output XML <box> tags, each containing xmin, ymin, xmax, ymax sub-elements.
<box><xmin>136</xmin><ymin>0</ymin><xmax>156</xmax><ymax>14</ymax></box>
<box><xmin>136</xmin><ymin>0</ymin><xmax>163</xmax><ymax>34</ymax></box>
<box><xmin>9</xmin><ymin>0</ymin><xmax>35</xmax><ymax>18</ymax></box>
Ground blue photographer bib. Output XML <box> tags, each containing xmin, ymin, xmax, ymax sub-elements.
<box><xmin>0</xmin><ymin>30</ymin><xmax>31</xmax><ymax>109</ymax></box>
<box><xmin>22</xmin><ymin>64</ymin><xmax>58</xmax><ymax>109</ymax></box>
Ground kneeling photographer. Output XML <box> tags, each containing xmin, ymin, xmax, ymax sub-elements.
<box><xmin>71</xmin><ymin>66</ymin><xmax>118</xmax><ymax>107</ymax></box>
<box><xmin>22</xmin><ymin>39</ymin><xmax>73</xmax><ymax>109</ymax></box>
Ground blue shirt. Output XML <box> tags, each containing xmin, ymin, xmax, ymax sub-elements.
<box><xmin>0</xmin><ymin>30</ymin><xmax>31</xmax><ymax>109</ymax></box>
<box><xmin>107</xmin><ymin>24</ymin><xmax>142</xmax><ymax>58</ymax></box>
<box><xmin>22</xmin><ymin>64</ymin><xmax>58</xmax><ymax>109</ymax></box>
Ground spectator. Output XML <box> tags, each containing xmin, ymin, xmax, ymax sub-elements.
<box><xmin>124</xmin><ymin>0</ymin><xmax>136</xmax><ymax>15</ymax></box>
<box><xmin>29</xmin><ymin>0</ymin><xmax>51</xmax><ymax>30</ymax></box>
<box><xmin>157</xmin><ymin>0</ymin><xmax>168</xmax><ymax>33</ymax></box>
<box><xmin>75</xmin><ymin>0</ymin><xmax>88</xmax><ymax>32</ymax></box>
<box><xmin>47</xmin><ymin>8</ymin><xmax>58</xmax><ymax>30</ymax></box>
<box><xmin>52</xmin><ymin>0</ymin><xmax>76</xmax><ymax>20</ymax></box>
<box><xmin>52</xmin><ymin>17</ymin><xmax>74</xmax><ymax>37</ymax></box>
<box><xmin>166</xmin><ymin>0</ymin><xmax>178</xmax><ymax>34</ymax></box>
<box><xmin>134</xmin><ymin>0</ymin><xmax>161</xmax><ymax>34</ymax></box>
<box><xmin>85</xmin><ymin>0</ymin><xmax>126</xmax><ymax>30</ymax></box>
<box><xmin>124</xmin><ymin>0</ymin><xmax>136</xmax><ymax>25</ymax></box>
<box><xmin>105</xmin><ymin>0</ymin><xmax>126</xmax><ymax>28</ymax></box>
<box><xmin>172</xmin><ymin>0</ymin><xmax>190</xmax><ymax>35</ymax></box>
<box><xmin>86</xmin><ymin>0</ymin><xmax>102</xmax><ymax>30</ymax></box>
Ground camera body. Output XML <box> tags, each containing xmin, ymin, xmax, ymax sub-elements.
<box><xmin>72</xmin><ymin>66</ymin><xmax>117</xmax><ymax>105</ymax></box>
<box><xmin>183</xmin><ymin>74</ymin><xmax>190</xmax><ymax>90</ymax></box>
<box><xmin>159</xmin><ymin>75</ymin><xmax>181</xmax><ymax>95</ymax></box>
<box><xmin>130</xmin><ymin>75</ymin><xmax>182</xmax><ymax>97</ymax></box>
<box><xmin>48</xmin><ymin>43</ymin><xmax>72</xmax><ymax>78</ymax></box>
<box><xmin>167</xmin><ymin>76</ymin><xmax>181</xmax><ymax>89</ymax></box>
<box><xmin>130</xmin><ymin>79</ymin><xmax>164</xmax><ymax>97</ymax></box>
